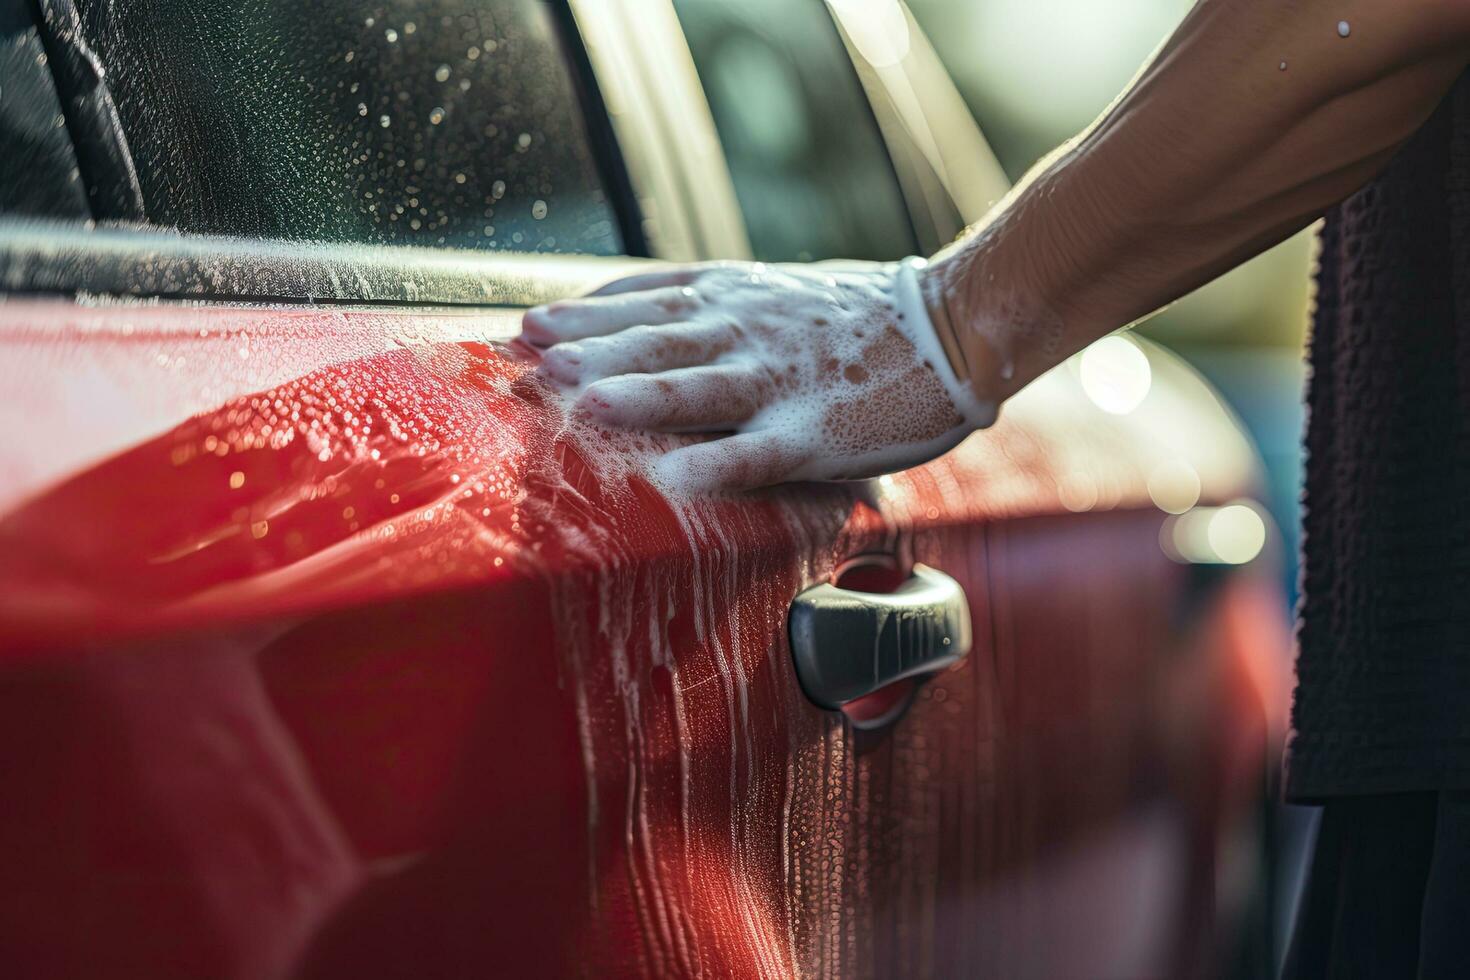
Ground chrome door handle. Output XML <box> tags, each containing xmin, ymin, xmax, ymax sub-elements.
<box><xmin>788</xmin><ymin>564</ymin><xmax>972</xmax><ymax>710</ymax></box>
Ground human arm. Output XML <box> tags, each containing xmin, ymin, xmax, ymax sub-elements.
<box><xmin>931</xmin><ymin>0</ymin><xmax>1470</xmax><ymax>404</ymax></box>
<box><xmin>520</xmin><ymin>0</ymin><xmax>1470</xmax><ymax>491</ymax></box>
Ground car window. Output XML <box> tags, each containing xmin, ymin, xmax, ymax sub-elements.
<box><xmin>53</xmin><ymin>0</ymin><xmax>622</xmax><ymax>255</ymax></box>
<box><xmin>670</xmin><ymin>0</ymin><xmax>918</xmax><ymax>263</ymax></box>
<box><xmin>0</xmin><ymin>8</ymin><xmax>89</xmax><ymax>220</ymax></box>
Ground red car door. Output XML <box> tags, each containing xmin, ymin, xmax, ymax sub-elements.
<box><xmin>0</xmin><ymin>278</ymin><xmax>1284</xmax><ymax>979</ymax></box>
<box><xmin>0</xmin><ymin>1</ymin><xmax>1287</xmax><ymax>977</ymax></box>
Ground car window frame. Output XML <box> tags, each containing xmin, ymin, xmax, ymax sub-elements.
<box><xmin>667</xmin><ymin>0</ymin><xmax>925</xmax><ymax>264</ymax></box>
<box><xmin>823</xmin><ymin>1</ymin><xmax>1012</xmax><ymax>254</ymax></box>
<box><xmin>568</xmin><ymin>0</ymin><xmax>752</xmax><ymax>263</ymax></box>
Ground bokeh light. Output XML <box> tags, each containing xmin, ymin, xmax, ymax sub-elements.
<box><xmin>1079</xmin><ymin>335</ymin><xmax>1152</xmax><ymax>415</ymax></box>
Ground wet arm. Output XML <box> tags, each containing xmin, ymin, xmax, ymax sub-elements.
<box><xmin>929</xmin><ymin>0</ymin><xmax>1470</xmax><ymax>403</ymax></box>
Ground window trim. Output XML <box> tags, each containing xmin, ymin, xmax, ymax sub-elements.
<box><xmin>0</xmin><ymin>219</ymin><xmax>652</xmax><ymax>306</ymax></box>
<box><xmin>567</xmin><ymin>0</ymin><xmax>751</xmax><ymax>262</ymax></box>
<box><xmin>825</xmin><ymin>2</ymin><xmax>1011</xmax><ymax>254</ymax></box>
<box><xmin>546</xmin><ymin>0</ymin><xmax>649</xmax><ymax>258</ymax></box>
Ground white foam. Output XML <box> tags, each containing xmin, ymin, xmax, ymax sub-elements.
<box><xmin>893</xmin><ymin>257</ymin><xmax>999</xmax><ymax>430</ymax></box>
<box><xmin>528</xmin><ymin>260</ymin><xmax>998</xmax><ymax>494</ymax></box>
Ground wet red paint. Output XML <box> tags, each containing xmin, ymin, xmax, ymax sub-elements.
<box><xmin>0</xmin><ymin>299</ymin><xmax>1287</xmax><ymax>978</ymax></box>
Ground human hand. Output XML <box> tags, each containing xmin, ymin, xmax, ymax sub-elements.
<box><xmin>519</xmin><ymin>259</ymin><xmax>996</xmax><ymax>492</ymax></box>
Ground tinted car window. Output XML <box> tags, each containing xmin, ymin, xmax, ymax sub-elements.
<box><xmin>0</xmin><ymin>7</ymin><xmax>88</xmax><ymax>220</ymax></box>
<box><xmin>671</xmin><ymin>0</ymin><xmax>917</xmax><ymax>262</ymax></box>
<box><xmin>55</xmin><ymin>0</ymin><xmax>621</xmax><ymax>254</ymax></box>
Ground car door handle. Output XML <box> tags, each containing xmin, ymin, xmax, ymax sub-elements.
<box><xmin>788</xmin><ymin>564</ymin><xmax>972</xmax><ymax>711</ymax></box>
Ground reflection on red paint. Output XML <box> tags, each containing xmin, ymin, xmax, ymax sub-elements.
<box><xmin>0</xmin><ymin>301</ymin><xmax>1284</xmax><ymax>978</ymax></box>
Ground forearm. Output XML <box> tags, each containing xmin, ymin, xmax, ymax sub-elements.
<box><xmin>929</xmin><ymin>0</ymin><xmax>1470</xmax><ymax>403</ymax></box>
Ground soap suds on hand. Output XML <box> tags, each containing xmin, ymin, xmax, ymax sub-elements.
<box><xmin>520</xmin><ymin>259</ymin><xmax>996</xmax><ymax>493</ymax></box>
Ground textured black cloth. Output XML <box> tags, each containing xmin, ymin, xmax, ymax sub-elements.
<box><xmin>1286</xmin><ymin>73</ymin><xmax>1470</xmax><ymax>801</ymax></box>
<box><xmin>1282</xmin><ymin>792</ymin><xmax>1470</xmax><ymax>979</ymax></box>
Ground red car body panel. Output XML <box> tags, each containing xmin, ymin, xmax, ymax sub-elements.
<box><xmin>0</xmin><ymin>298</ymin><xmax>1287</xmax><ymax>977</ymax></box>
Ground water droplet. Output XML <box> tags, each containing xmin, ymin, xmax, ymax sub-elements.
<box><xmin>455</xmin><ymin>172</ymin><xmax>467</xmax><ymax>184</ymax></box>
<box><xmin>1337</xmin><ymin>20</ymin><xmax>1351</xmax><ymax>38</ymax></box>
<box><xmin>517</xmin><ymin>132</ymin><xmax>532</xmax><ymax>149</ymax></box>
<box><xmin>1279</xmin><ymin>60</ymin><xmax>1288</xmax><ymax>71</ymax></box>
<box><xmin>531</xmin><ymin>199</ymin><xmax>548</xmax><ymax>220</ymax></box>
<box><xmin>467</xmin><ymin>45</ymin><xmax>481</xmax><ymax>60</ymax></box>
<box><xmin>385</xmin><ymin>27</ymin><xmax>399</xmax><ymax>42</ymax></box>
<box><xmin>404</xmin><ymin>21</ymin><xmax>416</xmax><ymax>34</ymax></box>
<box><xmin>491</xmin><ymin>179</ymin><xmax>506</xmax><ymax>199</ymax></box>
<box><xmin>357</xmin><ymin>102</ymin><xmax>368</xmax><ymax>116</ymax></box>
<box><xmin>429</xmin><ymin>106</ymin><xmax>445</xmax><ymax>124</ymax></box>
<box><xmin>379</xmin><ymin>114</ymin><xmax>391</xmax><ymax>128</ymax></box>
<box><xmin>434</xmin><ymin>64</ymin><xmax>451</xmax><ymax>82</ymax></box>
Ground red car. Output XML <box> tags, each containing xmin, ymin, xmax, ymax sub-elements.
<box><xmin>0</xmin><ymin>0</ymin><xmax>1288</xmax><ymax>976</ymax></box>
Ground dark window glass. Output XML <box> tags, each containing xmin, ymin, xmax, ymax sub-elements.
<box><xmin>0</xmin><ymin>7</ymin><xmax>88</xmax><ymax>220</ymax></box>
<box><xmin>64</xmin><ymin>0</ymin><xmax>621</xmax><ymax>254</ymax></box>
<box><xmin>671</xmin><ymin>0</ymin><xmax>917</xmax><ymax>262</ymax></box>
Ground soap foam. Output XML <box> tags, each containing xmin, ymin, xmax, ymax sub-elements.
<box><xmin>525</xmin><ymin>259</ymin><xmax>997</xmax><ymax>494</ymax></box>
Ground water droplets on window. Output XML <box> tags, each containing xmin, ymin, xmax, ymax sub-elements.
<box><xmin>65</xmin><ymin>0</ymin><xmax>623</xmax><ymax>255</ymax></box>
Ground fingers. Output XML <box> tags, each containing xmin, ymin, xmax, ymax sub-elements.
<box><xmin>579</xmin><ymin>361</ymin><xmax>771</xmax><ymax>432</ymax></box>
<box><xmin>540</xmin><ymin>321</ymin><xmax>735</xmax><ymax>386</ymax></box>
<box><xmin>521</xmin><ymin>286</ymin><xmax>700</xmax><ymax>347</ymax></box>
<box><xmin>653</xmin><ymin>431</ymin><xmax>803</xmax><ymax>493</ymax></box>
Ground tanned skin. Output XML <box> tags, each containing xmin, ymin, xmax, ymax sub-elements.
<box><xmin>929</xmin><ymin>0</ymin><xmax>1470</xmax><ymax>407</ymax></box>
